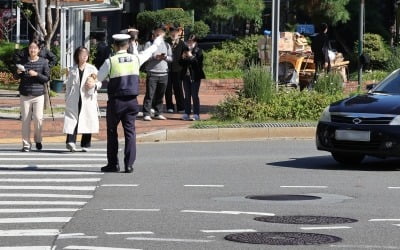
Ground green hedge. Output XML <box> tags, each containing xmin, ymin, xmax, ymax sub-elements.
<box><xmin>0</xmin><ymin>42</ymin><xmax>17</xmax><ymax>72</ymax></box>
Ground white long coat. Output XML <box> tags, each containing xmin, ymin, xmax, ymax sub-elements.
<box><xmin>63</xmin><ymin>63</ymin><xmax>102</xmax><ymax>134</ymax></box>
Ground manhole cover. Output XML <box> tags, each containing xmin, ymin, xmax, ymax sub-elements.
<box><xmin>224</xmin><ymin>232</ymin><xmax>342</xmax><ymax>245</ymax></box>
<box><xmin>245</xmin><ymin>195</ymin><xmax>321</xmax><ymax>201</ymax></box>
<box><xmin>254</xmin><ymin>215</ymin><xmax>358</xmax><ymax>225</ymax></box>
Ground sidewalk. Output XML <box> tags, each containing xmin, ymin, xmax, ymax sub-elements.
<box><xmin>0</xmin><ymin>89</ymin><xmax>228</xmax><ymax>144</ymax></box>
<box><xmin>0</xmin><ymin>89</ymin><xmax>316</xmax><ymax>145</ymax></box>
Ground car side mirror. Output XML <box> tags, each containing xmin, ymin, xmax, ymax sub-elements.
<box><xmin>366</xmin><ymin>84</ymin><xmax>376</xmax><ymax>91</ymax></box>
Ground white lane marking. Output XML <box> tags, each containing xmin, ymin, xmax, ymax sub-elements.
<box><xmin>0</xmin><ymin>193</ymin><xmax>92</xmax><ymax>199</ymax></box>
<box><xmin>394</xmin><ymin>224</ymin><xmax>400</xmax><ymax>227</ymax></box>
<box><xmin>0</xmin><ymin>201</ymin><xmax>86</xmax><ymax>206</ymax></box>
<box><xmin>0</xmin><ymin>152</ymin><xmax>105</xmax><ymax>157</ymax></box>
<box><xmin>0</xmin><ymin>247</ymin><xmax>52</xmax><ymax>250</ymax></box>
<box><xmin>300</xmin><ymin>226</ymin><xmax>352</xmax><ymax>230</ymax></box>
<box><xmin>369</xmin><ymin>219</ymin><xmax>400</xmax><ymax>222</ymax></box>
<box><xmin>201</xmin><ymin>229</ymin><xmax>257</xmax><ymax>233</ymax></box>
<box><xmin>181</xmin><ymin>210</ymin><xmax>275</xmax><ymax>216</ymax></box>
<box><xmin>0</xmin><ymin>217</ymin><xmax>71</xmax><ymax>223</ymax></box>
<box><xmin>388</xmin><ymin>187</ymin><xmax>400</xmax><ymax>189</ymax></box>
<box><xmin>0</xmin><ymin>158</ymin><xmax>105</xmax><ymax>161</ymax></box>
<box><xmin>280</xmin><ymin>186</ymin><xmax>328</xmax><ymax>188</ymax></box>
<box><xmin>64</xmin><ymin>246</ymin><xmax>141</xmax><ymax>250</ymax></box>
<box><xmin>0</xmin><ymin>208</ymin><xmax>79</xmax><ymax>213</ymax></box>
<box><xmin>184</xmin><ymin>185</ymin><xmax>224</xmax><ymax>187</ymax></box>
<box><xmin>0</xmin><ymin>171</ymin><xmax>103</xmax><ymax>175</ymax></box>
<box><xmin>102</xmin><ymin>209</ymin><xmax>160</xmax><ymax>212</ymax></box>
<box><xmin>126</xmin><ymin>237</ymin><xmax>213</xmax><ymax>243</ymax></box>
<box><xmin>105</xmin><ymin>231</ymin><xmax>154</xmax><ymax>235</ymax></box>
<box><xmin>101</xmin><ymin>184</ymin><xmax>139</xmax><ymax>187</ymax></box>
<box><xmin>0</xmin><ymin>229</ymin><xmax>60</xmax><ymax>236</ymax></box>
<box><xmin>0</xmin><ymin>178</ymin><xmax>101</xmax><ymax>182</ymax></box>
<box><xmin>0</xmin><ymin>165</ymin><xmax>100</xmax><ymax>169</ymax></box>
<box><xmin>330</xmin><ymin>244</ymin><xmax>400</xmax><ymax>249</ymax></box>
<box><xmin>0</xmin><ymin>185</ymin><xmax>96</xmax><ymax>190</ymax></box>
<box><xmin>58</xmin><ymin>233</ymin><xmax>98</xmax><ymax>239</ymax></box>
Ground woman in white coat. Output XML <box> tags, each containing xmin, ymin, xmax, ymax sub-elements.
<box><xmin>63</xmin><ymin>46</ymin><xmax>101</xmax><ymax>152</ymax></box>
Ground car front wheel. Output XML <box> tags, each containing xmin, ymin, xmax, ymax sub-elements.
<box><xmin>331</xmin><ymin>152</ymin><xmax>365</xmax><ymax>165</ymax></box>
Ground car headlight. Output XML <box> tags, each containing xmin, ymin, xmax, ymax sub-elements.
<box><xmin>390</xmin><ymin>115</ymin><xmax>400</xmax><ymax>125</ymax></box>
<box><xmin>319</xmin><ymin>106</ymin><xmax>331</xmax><ymax>122</ymax></box>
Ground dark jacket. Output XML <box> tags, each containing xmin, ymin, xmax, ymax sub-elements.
<box><xmin>168</xmin><ymin>39</ymin><xmax>185</xmax><ymax>73</ymax></box>
<box><xmin>180</xmin><ymin>45</ymin><xmax>206</xmax><ymax>81</ymax></box>
<box><xmin>17</xmin><ymin>57</ymin><xmax>50</xmax><ymax>96</ymax></box>
<box><xmin>93</xmin><ymin>41</ymin><xmax>111</xmax><ymax>69</ymax></box>
<box><xmin>311</xmin><ymin>32</ymin><xmax>331</xmax><ymax>64</ymax></box>
<box><xmin>14</xmin><ymin>47</ymin><xmax>57</xmax><ymax>68</ymax></box>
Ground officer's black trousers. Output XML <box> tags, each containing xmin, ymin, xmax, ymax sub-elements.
<box><xmin>106</xmin><ymin>97</ymin><xmax>138</xmax><ymax>168</ymax></box>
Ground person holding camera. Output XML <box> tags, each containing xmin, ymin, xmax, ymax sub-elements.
<box><xmin>142</xmin><ymin>26</ymin><xmax>172</xmax><ymax>121</ymax></box>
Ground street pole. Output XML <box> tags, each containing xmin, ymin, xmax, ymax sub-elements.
<box><xmin>39</xmin><ymin>0</ymin><xmax>45</xmax><ymax>39</ymax></box>
<box><xmin>357</xmin><ymin>0</ymin><xmax>364</xmax><ymax>88</ymax></box>
<box><xmin>271</xmin><ymin>0</ymin><xmax>280</xmax><ymax>87</ymax></box>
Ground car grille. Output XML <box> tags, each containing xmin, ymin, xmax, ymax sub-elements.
<box><xmin>331</xmin><ymin>115</ymin><xmax>394</xmax><ymax>125</ymax></box>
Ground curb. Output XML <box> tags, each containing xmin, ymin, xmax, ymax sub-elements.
<box><xmin>136</xmin><ymin>127</ymin><xmax>316</xmax><ymax>143</ymax></box>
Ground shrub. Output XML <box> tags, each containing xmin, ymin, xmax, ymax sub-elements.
<box><xmin>0</xmin><ymin>42</ymin><xmax>17</xmax><ymax>72</ymax></box>
<box><xmin>212</xmin><ymin>90</ymin><xmax>346</xmax><ymax>122</ymax></box>
<box><xmin>220</xmin><ymin>34</ymin><xmax>262</xmax><ymax>65</ymax></box>
<box><xmin>386</xmin><ymin>47</ymin><xmax>400</xmax><ymax>72</ymax></box>
<box><xmin>242</xmin><ymin>63</ymin><xmax>274</xmax><ymax>104</ymax></box>
<box><xmin>314</xmin><ymin>72</ymin><xmax>344</xmax><ymax>95</ymax></box>
<box><xmin>50</xmin><ymin>65</ymin><xmax>67</xmax><ymax>80</ymax></box>
<box><xmin>354</xmin><ymin>33</ymin><xmax>391</xmax><ymax>70</ymax></box>
<box><xmin>203</xmin><ymin>49</ymin><xmax>244</xmax><ymax>76</ymax></box>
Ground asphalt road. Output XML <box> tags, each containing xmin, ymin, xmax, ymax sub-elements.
<box><xmin>0</xmin><ymin>139</ymin><xmax>399</xmax><ymax>250</ymax></box>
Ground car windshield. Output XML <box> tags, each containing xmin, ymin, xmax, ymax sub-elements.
<box><xmin>372</xmin><ymin>69</ymin><xmax>400</xmax><ymax>94</ymax></box>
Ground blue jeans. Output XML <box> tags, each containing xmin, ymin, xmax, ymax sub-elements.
<box><xmin>183</xmin><ymin>75</ymin><xmax>201</xmax><ymax>115</ymax></box>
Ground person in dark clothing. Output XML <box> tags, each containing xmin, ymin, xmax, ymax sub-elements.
<box><xmin>120</xmin><ymin>27</ymin><xmax>142</xmax><ymax>55</ymax></box>
<box><xmin>311</xmin><ymin>23</ymin><xmax>332</xmax><ymax>85</ymax></box>
<box><xmin>180</xmin><ymin>34</ymin><xmax>206</xmax><ymax>121</ymax></box>
<box><xmin>15</xmin><ymin>39</ymin><xmax>50</xmax><ymax>152</ymax></box>
<box><xmin>93</xmin><ymin>33</ymin><xmax>111</xmax><ymax>69</ymax></box>
<box><xmin>165</xmin><ymin>26</ymin><xmax>185</xmax><ymax>113</ymax></box>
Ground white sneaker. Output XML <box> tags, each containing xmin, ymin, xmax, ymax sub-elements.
<box><xmin>81</xmin><ymin>147</ymin><xmax>90</xmax><ymax>152</ymax></box>
<box><xmin>66</xmin><ymin>142</ymin><xmax>77</xmax><ymax>152</ymax></box>
<box><xmin>192</xmin><ymin>114</ymin><xmax>200</xmax><ymax>121</ymax></box>
<box><xmin>150</xmin><ymin>109</ymin><xmax>155</xmax><ymax>115</ymax></box>
<box><xmin>181</xmin><ymin>114</ymin><xmax>190</xmax><ymax>121</ymax></box>
<box><xmin>167</xmin><ymin>109</ymin><xmax>174</xmax><ymax>113</ymax></box>
<box><xmin>154</xmin><ymin>114</ymin><xmax>167</xmax><ymax>120</ymax></box>
<box><xmin>143</xmin><ymin>115</ymin><xmax>152</xmax><ymax>121</ymax></box>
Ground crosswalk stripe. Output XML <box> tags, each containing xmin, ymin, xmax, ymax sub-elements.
<box><xmin>0</xmin><ymin>208</ymin><xmax>79</xmax><ymax>213</ymax></box>
<box><xmin>0</xmin><ymin>193</ymin><xmax>93</xmax><ymax>199</ymax></box>
<box><xmin>0</xmin><ymin>185</ymin><xmax>96</xmax><ymax>190</ymax></box>
<box><xmin>0</xmin><ymin>171</ymin><xmax>103</xmax><ymax>175</ymax></box>
<box><xmin>0</xmin><ymin>158</ymin><xmax>105</xmax><ymax>161</ymax></box>
<box><xmin>0</xmin><ymin>217</ymin><xmax>71</xmax><ymax>223</ymax></box>
<box><xmin>64</xmin><ymin>245</ymin><xmax>142</xmax><ymax>250</ymax></box>
<box><xmin>0</xmin><ymin>152</ymin><xmax>105</xmax><ymax>156</ymax></box>
<box><xmin>0</xmin><ymin>165</ymin><xmax>100</xmax><ymax>169</ymax></box>
<box><xmin>0</xmin><ymin>229</ymin><xmax>60</xmax><ymax>236</ymax></box>
<box><xmin>0</xmin><ymin>201</ymin><xmax>86</xmax><ymax>205</ymax></box>
<box><xmin>0</xmin><ymin>178</ymin><xmax>101</xmax><ymax>182</ymax></box>
<box><xmin>0</xmin><ymin>247</ymin><xmax>52</xmax><ymax>250</ymax></box>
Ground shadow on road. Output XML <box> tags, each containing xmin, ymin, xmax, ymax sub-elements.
<box><xmin>268</xmin><ymin>156</ymin><xmax>400</xmax><ymax>171</ymax></box>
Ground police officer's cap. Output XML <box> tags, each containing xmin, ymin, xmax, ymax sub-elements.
<box><xmin>112</xmin><ymin>34</ymin><xmax>130</xmax><ymax>45</ymax></box>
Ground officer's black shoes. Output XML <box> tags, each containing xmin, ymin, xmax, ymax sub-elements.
<box><xmin>101</xmin><ymin>164</ymin><xmax>120</xmax><ymax>172</ymax></box>
<box><xmin>36</xmin><ymin>142</ymin><xmax>42</xmax><ymax>150</ymax></box>
<box><xmin>125</xmin><ymin>165</ymin><xmax>133</xmax><ymax>173</ymax></box>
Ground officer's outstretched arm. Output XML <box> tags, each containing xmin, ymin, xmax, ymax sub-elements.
<box><xmin>137</xmin><ymin>35</ymin><xmax>165</xmax><ymax>66</ymax></box>
<box><xmin>97</xmin><ymin>59</ymin><xmax>111</xmax><ymax>82</ymax></box>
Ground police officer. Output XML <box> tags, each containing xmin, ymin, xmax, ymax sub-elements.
<box><xmin>97</xmin><ymin>33</ymin><xmax>165</xmax><ymax>173</ymax></box>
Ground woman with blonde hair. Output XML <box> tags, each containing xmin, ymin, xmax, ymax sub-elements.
<box><xmin>63</xmin><ymin>46</ymin><xmax>101</xmax><ymax>152</ymax></box>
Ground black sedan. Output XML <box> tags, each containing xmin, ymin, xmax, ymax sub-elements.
<box><xmin>316</xmin><ymin>69</ymin><xmax>400</xmax><ymax>164</ymax></box>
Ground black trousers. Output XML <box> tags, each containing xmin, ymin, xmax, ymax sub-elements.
<box><xmin>106</xmin><ymin>96</ymin><xmax>138</xmax><ymax>168</ymax></box>
<box><xmin>165</xmin><ymin>71</ymin><xmax>185</xmax><ymax>111</ymax></box>
<box><xmin>66</xmin><ymin>94</ymin><xmax>91</xmax><ymax>147</ymax></box>
<box><xmin>142</xmin><ymin>74</ymin><xmax>168</xmax><ymax>116</ymax></box>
